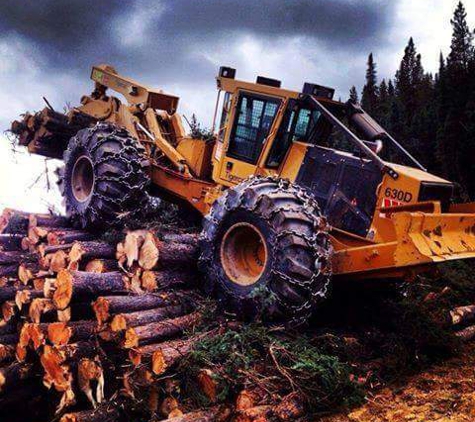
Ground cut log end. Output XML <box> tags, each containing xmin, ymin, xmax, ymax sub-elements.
<box><xmin>48</xmin><ymin>322</ymin><xmax>72</xmax><ymax>346</ymax></box>
<box><xmin>152</xmin><ymin>349</ymin><xmax>167</xmax><ymax>375</ymax></box>
<box><xmin>93</xmin><ymin>297</ymin><xmax>110</xmax><ymax>325</ymax></box>
<box><xmin>53</xmin><ymin>269</ymin><xmax>74</xmax><ymax>310</ymax></box>
<box><xmin>110</xmin><ymin>314</ymin><xmax>127</xmax><ymax>332</ymax></box>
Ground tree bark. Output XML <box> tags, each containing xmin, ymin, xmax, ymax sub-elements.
<box><xmin>0</xmin><ymin>234</ymin><xmax>23</xmax><ymax>252</ymax></box>
<box><xmin>69</xmin><ymin>241</ymin><xmax>116</xmax><ymax>263</ymax></box>
<box><xmin>0</xmin><ymin>250</ymin><xmax>35</xmax><ymax>265</ymax></box>
<box><xmin>0</xmin><ymin>333</ymin><xmax>18</xmax><ymax>345</ymax></box>
<box><xmin>92</xmin><ymin>293</ymin><xmax>182</xmax><ymax>324</ymax></box>
<box><xmin>38</xmin><ymin>243</ymin><xmax>74</xmax><ymax>257</ymax></box>
<box><xmin>129</xmin><ymin>334</ymin><xmax>204</xmax><ymax>374</ymax></box>
<box><xmin>47</xmin><ymin>321</ymin><xmax>97</xmax><ymax>346</ymax></box>
<box><xmin>141</xmin><ymin>269</ymin><xmax>196</xmax><ymax>291</ymax></box>
<box><xmin>29</xmin><ymin>213</ymin><xmax>70</xmax><ymax>230</ymax></box>
<box><xmin>122</xmin><ymin>311</ymin><xmax>202</xmax><ymax>348</ymax></box>
<box><xmin>157</xmin><ymin>242</ymin><xmax>198</xmax><ymax>267</ymax></box>
<box><xmin>110</xmin><ymin>305</ymin><xmax>185</xmax><ymax>332</ymax></box>
<box><xmin>0</xmin><ymin>284</ymin><xmax>36</xmax><ymax>303</ymax></box>
<box><xmin>47</xmin><ymin>230</ymin><xmax>96</xmax><ymax>246</ymax></box>
<box><xmin>162</xmin><ymin>232</ymin><xmax>198</xmax><ymax>245</ymax></box>
<box><xmin>0</xmin><ymin>264</ymin><xmax>18</xmax><ymax>278</ymax></box>
<box><xmin>0</xmin><ymin>319</ymin><xmax>16</xmax><ymax>336</ymax></box>
<box><xmin>52</xmin><ymin>270</ymin><xmax>129</xmax><ymax>309</ymax></box>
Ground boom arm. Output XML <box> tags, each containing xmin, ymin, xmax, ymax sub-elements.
<box><xmin>91</xmin><ymin>64</ymin><xmax>180</xmax><ymax>114</ymax></box>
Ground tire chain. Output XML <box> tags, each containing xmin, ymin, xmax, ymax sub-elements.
<box><xmin>61</xmin><ymin>122</ymin><xmax>150</xmax><ymax>227</ymax></box>
<box><xmin>199</xmin><ymin>175</ymin><xmax>333</xmax><ymax>326</ymax></box>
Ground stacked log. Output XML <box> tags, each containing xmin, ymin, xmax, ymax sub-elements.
<box><xmin>9</xmin><ymin>107</ymin><xmax>97</xmax><ymax>159</ymax></box>
<box><xmin>0</xmin><ymin>209</ymin><xmax>203</xmax><ymax>421</ymax></box>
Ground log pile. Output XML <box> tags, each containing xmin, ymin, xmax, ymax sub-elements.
<box><xmin>0</xmin><ymin>208</ymin><xmax>218</xmax><ymax>422</ymax></box>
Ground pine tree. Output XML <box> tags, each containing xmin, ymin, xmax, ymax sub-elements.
<box><xmin>361</xmin><ymin>53</ymin><xmax>379</xmax><ymax>115</ymax></box>
<box><xmin>349</xmin><ymin>86</ymin><xmax>359</xmax><ymax>104</ymax></box>
<box><xmin>387</xmin><ymin>79</ymin><xmax>395</xmax><ymax>98</ymax></box>
<box><xmin>448</xmin><ymin>1</ymin><xmax>474</xmax><ymax>71</ymax></box>
<box><xmin>377</xmin><ymin>79</ymin><xmax>390</xmax><ymax>127</ymax></box>
<box><xmin>437</xmin><ymin>1</ymin><xmax>475</xmax><ymax>196</ymax></box>
<box><xmin>395</xmin><ymin>37</ymin><xmax>418</xmax><ymax>120</ymax></box>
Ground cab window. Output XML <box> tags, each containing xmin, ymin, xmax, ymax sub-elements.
<box><xmin>227</xmin><ymin>93</ymin><xmax>280</xmax><ymax>164</ymax></box>
<box><xmin>266</xmin><ymin>103</ymin><xmax>326</xmax><ymax>168</ymax></box>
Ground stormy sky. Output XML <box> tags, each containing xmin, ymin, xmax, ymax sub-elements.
<box><xmin>0</xmin><ymin>0</ymin><xmax>474</xmax><ymax>212</ymax></box>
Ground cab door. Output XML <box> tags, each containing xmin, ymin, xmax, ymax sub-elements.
<box><xmin>219</xmin><ymin>91</ymin><xmax>281</xmax><ymax>184</ymax></box>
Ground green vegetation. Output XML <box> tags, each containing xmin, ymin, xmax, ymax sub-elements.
<box><xmin>179</xmin><ymin>323</ymin><xmax>364</xmax><ymax>413</ymax></box>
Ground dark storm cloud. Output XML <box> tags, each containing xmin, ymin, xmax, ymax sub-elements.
<box><xmin>0</xmin><ymin>0</ymin><xmax>395</xmax><ymax>83</ymax></box>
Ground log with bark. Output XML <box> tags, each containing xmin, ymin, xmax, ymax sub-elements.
<box><xmin>47</xmin><ymin>229</ymin><xmax>95</xmax><ymax>246</ymax></box>
<box><xmin>157</xmin><ymin>242</ymin><xmax>199</xmax><ymax>268</ymax></box>
<box><xmin>92</xmin><ymin>293</ymin><xmax>182</xmax><ymax>325</ymax></box>
<box><xmin>0</xmin><ymin>333</ymin><xmax>19</xmax><ymax>346</ymax></box>
<box><xmin>0</xmin><ymin>264</ymin><xmax>18</xmax><ymax>278</ymax></box>
<box><xmin>48</xmin><ymin>321</ymin><xmax>97</xmax><ymax>346</ymax></box>
<box><xmin>0</xmin><ymin>234</ymin><xmax>23</xmax><ymax>252</ymax></box>
<box><xmin>0</xmin><ymin>284</ymin><xmax>36</xmax><ymax>303</ymax></box>
<box><xmin>129</xmin><ymin>334</ymin><xmax>205</xmax><ymax>375</ymax></box>
<box><xmin>68</xmin><ymin>241</ymin><xmax>116</xmax><ymax>265</ymax></box>
<box><xmin>38</xmin><ymin>243</ymin><xmax>74</xmax><ymax>258</ymax></box>
<box><xmin>162</xmin><ymin>232</ymin><xmax>198</xmax><ymax>245</ymax></box>
<box><xmin>116</xmin><ymin>231</ymin><xmax>198</xmax><ymax>271</ymax></box>
<box><xmin>0</xmin><ymin>319</ymin><xmax>16</xmax><ymax>336</ymax></box>
<box><xmin>140</xmin><ymin>269</ymin><xmax>196</xmax><ymax>291</ymax></box>
<box><xmin>110</xmin><ymin>305</ymin><xmax>185</xmax><ymax>332</ymax></box>
<box><xmin>29</xmin><ymin>213</ymin><xmax>70</xmax><ymax>230</ymax></box>
<box><xmin>122</xmin><ymin>311</ymin><xmax>202</xmax><ymax>348</ymax></box>
<box><xmin>51</xmin><ymin>270</ymin><xmax>130</xmax><ymax>309</ymax></box>
<box><xmin>0</xmin><ymin>250</ymin><xmax>35</xmax><ymax>265</ymax></box>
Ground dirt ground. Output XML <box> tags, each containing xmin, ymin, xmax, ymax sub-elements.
<box><xmin>322</xmin><ymin>343</ymin><xmax>475</xmax><ymax>422</ymax></box>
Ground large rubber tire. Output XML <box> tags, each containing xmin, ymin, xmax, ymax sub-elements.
<box><xmin>199</xmin><ymin>176</ymin><xmax>332</xmax><ymax>325</ymax></box>
<box><xmin>60</xmin><ymin>123</ymin><xmax>150</xmax><ymax>228</ymax></box>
